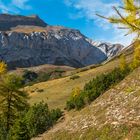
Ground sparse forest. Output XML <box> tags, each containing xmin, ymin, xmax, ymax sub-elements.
<box><xmin>0</xmin><ymin>62</ymin><xmax>62</xmax><ymax>140</ymax></box>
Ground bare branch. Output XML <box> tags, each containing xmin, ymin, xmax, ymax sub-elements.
<box><xmin>118</xmin><ymin>27</ymin><xmax>129</xmax><ymax>29</ymax></box>
<box><xmin>96</xmin><ymin>14</ymin><xmax>110</xmax><ymax>20</ymax></box>
<box><xmin>113</xmin><ymin>6</ymin><xmax>140</xmax><ymax>31</ymax></box>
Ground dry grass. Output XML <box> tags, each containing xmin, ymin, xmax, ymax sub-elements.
<box><xmin>9</xmin><ymin>25</ymin><xmax>65</xmax><ymax>34</ymax></box>
<box><xmin>25</xmin><ymin>52</ymin><xmax>133</xmax><ymax>109</ymax></box>
<box><xmin>32</xmin><ymin>61</ymin><xmax>140</xmax><ymax>140</ymax></box>
<box><xmin>10</xmin><ymin>64</ymin><xmax>74</xmax><ymax>76</ymax></box>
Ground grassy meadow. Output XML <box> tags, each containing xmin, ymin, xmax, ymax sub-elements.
<box><xmin>25</xmin><ymin>50</ymin><xmax>133</xmax><ymax>109</ymax></box>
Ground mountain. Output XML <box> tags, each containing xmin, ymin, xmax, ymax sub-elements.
<box><xmin>87</xmin><ymin>39</ymin><xmax>123</xmax><ymax>59</ymax></box>
<box><xmin>0</xmin><ymin>14</ymin><xmax>124</xmax><ymax>69</ymax></box>
<box><xmin>0</xmin><ymin>14</ymin><xmax>47</xmax><ymax>31</ymax></box>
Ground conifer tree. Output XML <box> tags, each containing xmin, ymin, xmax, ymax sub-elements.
<box><xmin>97</xmin><ymin>0</ymin><xmax>140</xmax><ymax>68</ymax></box>
<box><xmin>10</xmin><ymin>118</ymin><xmax>30</xmax><ymax>140</ymax></box>
<box><xmin>0</xmin><ymin>74</ymin><xmax>29</xmax><ymax>132</ymax></box>
<box><xmin>132</xmin><ymin>43</ymin><xmax>140</xmax><ymax>68</ymax></box>
<box><xmin>97</xmin><ymin>0</ymin><xmax>140</xmax><ymax>39</ymax></box>
<box><xmin>25</xmin><ymin>102</ymin><xmax>52</xmax><ymax>137</ymax></box>
<box><xmin>119</xmin><ymin>54</ymin><xmax>127</xmax><ymax>71</ymax></box>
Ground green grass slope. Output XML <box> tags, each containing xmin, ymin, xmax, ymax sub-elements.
<box><xmin>33</xmin><ymin>65</ymin><xmax>140</xmax><ymax>140</ymax></box>
<box><xmin>25</xmin><ymin>50</ymin><xmax>133</xmax><ymax>109</ymax></box>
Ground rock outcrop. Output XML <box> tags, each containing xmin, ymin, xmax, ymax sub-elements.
<box><xmin>0</xmin><ymin>14</ymin><xmax>47</xmax><ymax>31</ymax></box>
<box><xmin>87</xmin><ymin>39</ymin><xmax>124</xmax><ymax>59</ymax></box>
<box><xmin>0</xmin><ymin>14</ymin><xmax>124</xmax><ymax>69</ymax></box>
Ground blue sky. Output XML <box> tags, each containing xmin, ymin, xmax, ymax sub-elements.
<box><xmin>0</xmin><ymin>0</ymin><xmax>134</xmax><ymax>45</ymax></box>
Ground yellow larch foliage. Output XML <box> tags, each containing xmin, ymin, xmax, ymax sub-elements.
<box><xmin>97</xmin><ymin>0</ymin><xmax>140</xmax><ymax>42</ymax></box>
<box><xmin>72</xmin><ymin>87</ymin><xmax>81</xmax><ymax>98</ymax></box>
<box><xmin>119</xmin><ymin>54</ymin><xmax>127</xmax><ymax>71</ymax></box>
<box><xmin>0</xmin><ymin>61</ymin><xmax>7</xmax><ymax>75</ymax></box>
<box><xmin>133</xmin><ymin>44</ymin><xmax>140</xmax><ymax>68</ymax></box>
<box><xmin>97</xmin><ymin>0</ymin><xmax>140</xmax><ymax>69</ymax></box>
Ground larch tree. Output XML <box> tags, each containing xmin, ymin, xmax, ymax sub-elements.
<box><xmin>97</xmin><ymin>0</ymin><xmax>140</xmax><ymax>67</ymax></box>
<box><xmin>132</xmin><ymin>43</ymin><xmax>140</xmax><ymax>68</ymax></box>
<box><xmin>97</xmin><ymin>0</ymin><xmax>140</xmax><ymax>38</ymax></box>
<box><xmin>0</xmin><ymin>74</ymin><xmax>29</xmax><ymax>132</ymax></box>
<box><xmin>119</xmin><ymin>54</ymin><xmax>127</xmax><ymax>71</ymax></box>
<box><xmin>0</xmin><ymin>61</ymin><xmax>7</xmax><ymax>75</ymax></box>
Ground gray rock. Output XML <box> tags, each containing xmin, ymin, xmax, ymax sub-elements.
<box><xmin>0</xmin><ymin>28</ymin><xmax>107</xmax><ymax>69</ymax></box>
<box><xmin>0</xmin><ymin>14</ymin><xmax>124</xmax><ymax>69</ymax></box>
<box><xmin>0</xmin><ymin>14</ymin><xmax>47</xmax><ymax>31</ymax></box>
<box><xmin>86</xmin><ymin>39</ymin><xmax>124</xmax><ymax>59</ymax></box>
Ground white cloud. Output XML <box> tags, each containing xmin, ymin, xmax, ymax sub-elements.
<box><xmin>110</xmin><ymin>27</ymin><xmax>136</xmax><ymax>46</ymax></box>
<box><xmin>64</xmin><ymin>0</ymin><xmax>134</xmax><ymax>45</ymax></box>
<box><xmin>0</xmin><ymin>0</ymin><xmax>31</xmax><ymax>14</ymax></box>
<box><xmin>12</xmin><ymin>0</ymin><xmax>31</xmax><ymax>10</ymax></box>
<box><xmin>64</xmin><ymin>0</ymin><xmax>119</xmax><ymax>23</ymax></box>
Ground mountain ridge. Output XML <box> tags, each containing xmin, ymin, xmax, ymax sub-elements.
<box><xmin>0</xmin><ymin>14</ymin><xmax>47</xmax><ymax>31</ymax></box>
<box><xmin>0</xmin><ymin>14</ymin><xmax>124</xmax><ymax>69</ymax></box>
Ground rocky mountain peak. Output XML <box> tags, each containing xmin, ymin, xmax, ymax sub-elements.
<box><xmin>86</xmin><ymin>39</ymin><xmax>124</xmax><ymax>59</ymax></box>
<box><xmin>0</xmin><ymin>14</ymin><xmax>47</xmax><ymax>31</ymax></box>
<box><xmin>0</xmin><ymin>14</ymin><xmax>124</xmax><ymax>69</ymax></box>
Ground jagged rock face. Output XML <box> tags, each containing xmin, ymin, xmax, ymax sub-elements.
<box><xmin>0</xmin><ymin>14</ymin><xmax>124</xmax><ymax>69</ymax></box>
<box><xmin>0</xmin><ymin>27</ymin><xmax>107</xmax><ymax>69</ymax></box>
<box><xmin>86</xmin><ymin>39</ymin><xmax>124</xmax><ymax>59</ymax></box>
<box><xmin>0</xmin><ymin>14</ymin><xmax>47</xmax><ymax>31</ymax></box>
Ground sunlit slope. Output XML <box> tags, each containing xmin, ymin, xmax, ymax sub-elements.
<box><xmin>10</xmin><ymin>64</ymin><xmax>75</xmax><ymax>75</ymax></box>
<box><xmin>25</xmin><ymin>49</ymin><xmax>133</xmax><ymax>109</ymax></box>
<box><xmin>33</xmin><ymin>60</ymin><xmax>140</xmax><ymax>140</ymax></box>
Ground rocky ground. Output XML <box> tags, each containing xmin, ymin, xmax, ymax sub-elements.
<box><xmin>33</xmin><ymin>67</ymin><xmax>140</xmax><ymax>140</ymax></box>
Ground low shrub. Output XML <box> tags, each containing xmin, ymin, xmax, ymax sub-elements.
<box><xmin>10</xmin><ymin>118</ymin><xmax>30</xmax><ymax>140</ymax></box>
<box><xmin>37</xmin><ymin>89</ymin><xmax>44</xmax><ymax>93</ymax></box>
<box><xmin>66</xmin><ymin>66</ymin><xmax>131</xmax><ymax>110</ymax></box>
<box><xmin>70</xmin><ymin>75</ymin><xmax>80</xmax><ymax>80</ymax></box>
<box><xmin>25</xmin><ymin>102</ymin><xmax>52</xmax><ymax>137</ymax></box>
<box><xmin>23</xmin><ymin>70</ymin><xmax>38</xmax><ymax>84</ymax></box>
<box><xmin>67</xmin><ymin>95</ymin><xmax>85</xmax><ymax>110</ymax></box>
<box><xmin>22</xmin><ymin>72</ymin><xmax>51</xmax><ymax>86</ymax></box>
<box><xmin>79</xmin><ymin>68</ymin><xmax>89</xmax><ymax>72</ymax></box>
<box><xmin>36</xmin><ymin>73</ymin><xmax>51</xmax><ymax>83</ymax></box>
<box><xmin>9</xmin><ymin>102</ymin><xmax>63</xmax><ymax>139</ymax></box>
<box><xmin>54</xmin><ymin>69</ymin><xmax>65</xmax><ymax>73</ymax></box>
<box><xmin>50</xmin><ymin>108</ymin><xmax>63</xmax><ymax>123</ymax></box>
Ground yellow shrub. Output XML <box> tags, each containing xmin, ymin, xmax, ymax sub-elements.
<box><xmin>119</xmin><ymin>54</ymin><xmax>126</xmax><ymax>71</ymax></box>
<box><xmin>72</xmin><ymin>87</ymin><xmax>81</xmax><ymax>98</ymax></box>
<box><xmin>132</xmin><ymin>44</ymin><xmax>140</xmax><ymax>69</ymax></box>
